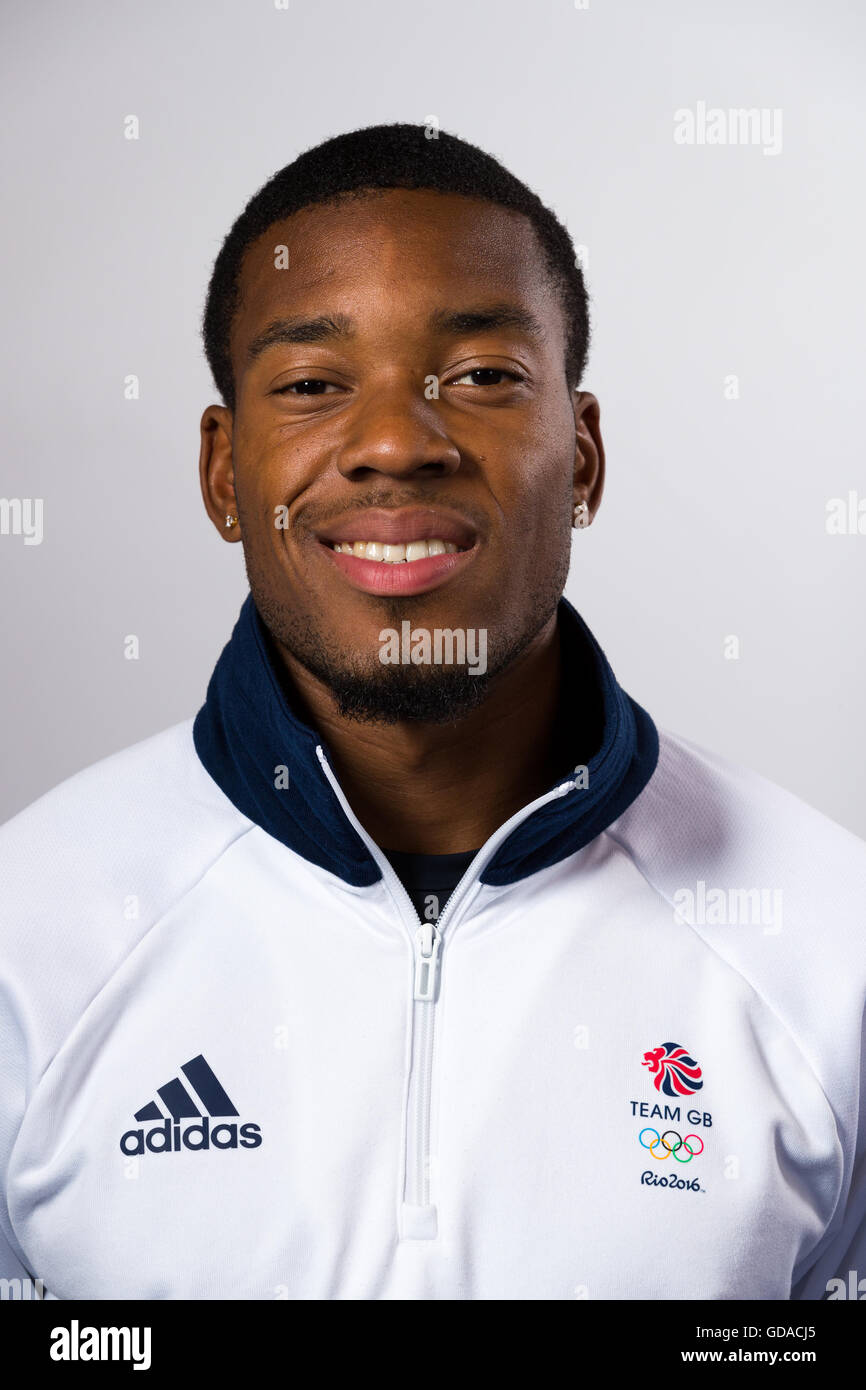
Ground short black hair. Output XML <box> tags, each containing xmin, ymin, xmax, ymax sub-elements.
<box><xmin>202</xmin><ymin>122</ymin><xmax>591</xmax><ymax>412</ymax></box>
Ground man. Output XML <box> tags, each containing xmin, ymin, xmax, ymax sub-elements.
<box><xmin>1</xmin><ymin>124</ymin><xmax>864</xmax><ymax>1301</ymax></box>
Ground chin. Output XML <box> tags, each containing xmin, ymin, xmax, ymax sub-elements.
<box><xmin>326</xmin><ymin>665</ymin><xmax>496</xmax><ymax>726</ymax></box>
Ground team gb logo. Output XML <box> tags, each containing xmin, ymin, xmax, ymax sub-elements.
<box><xmin>642</xmin><ymin>1042</ymin><xmax>703</xmax><ymax>1097</ymax></box>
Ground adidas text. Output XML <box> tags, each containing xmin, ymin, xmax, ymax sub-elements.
<box><xmin>119</xmin><ymin>1116</ymin><xmax>263</xmax><ymax>1154</ymax></box>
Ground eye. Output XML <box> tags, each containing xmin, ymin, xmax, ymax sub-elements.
<box><xmin>273</xmin><ymin>379</ymin><xmax>340</xmax><ymax>395</ymax></box>
<box><xmin>448</xmin><ymin>367</ymin><xmax>524</xmax><ymax>387</ymax></box>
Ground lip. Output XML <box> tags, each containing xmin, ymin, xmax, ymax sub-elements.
<box><xmin>320</xmin><ymin>540</ymin><xmax>477</xmax><ymax>596</ymax></box>
<box><xmin>313</xmin><ymin>505</ymin><xmax>480</xmax><ymax>597</ymax></box>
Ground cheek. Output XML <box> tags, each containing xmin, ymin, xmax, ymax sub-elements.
<box><xmin>504</xmin><ymin>446</ymin><xmax>574</xmax><ymax>546</ymax></box>
<box><xmin>499</xmin><ymin>396</ymin><xmax>574</xmax><ymax>491</ymax></box>
<box><xmin>236</xmin><ymin>437</ymin><xmax>308</xmax><ymax>526</ymax></box>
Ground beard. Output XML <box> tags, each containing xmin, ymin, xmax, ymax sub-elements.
<box><xmin>247</xmin><ymin>584</ymin><xmax>564</xmax><ymax>728</ymax></box>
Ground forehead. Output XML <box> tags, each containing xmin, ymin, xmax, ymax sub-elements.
<box><xmin>231</xmin><ymin>189</ymin><xmax>561</xmax><ymax>353</ymax></box>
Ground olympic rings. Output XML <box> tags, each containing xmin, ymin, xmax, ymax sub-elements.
<box><xmin>638</xmin><ymin>1127</ymin><xmax>704</xmax><ymax>1162</ymax></box>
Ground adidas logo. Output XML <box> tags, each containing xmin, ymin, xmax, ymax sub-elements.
<box><xmin>119</xmin><ymin>1054</ymin><xmax>263</xmax><ymax>1155</ymax></box>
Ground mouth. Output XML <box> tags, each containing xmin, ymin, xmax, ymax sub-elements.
<box><xmin>314</xmin><ymin>507</ymin><xmax>479</xmax><ymax>597</ymax></box>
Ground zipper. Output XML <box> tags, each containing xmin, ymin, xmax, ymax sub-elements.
<box><xmin>315</xmin><ymin>745</ymin><xmax>579</xmax><ymax>1236</ymax></box>
<box><xmin>414</xmin><ymin>920</ymin><xmax>441</xmax><ymax>1002</ymax></box>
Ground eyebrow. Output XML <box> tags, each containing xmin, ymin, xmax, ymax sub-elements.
<box><xmin>246</xmin><ymin>302</ymin><xmax>545</xmax><ymax>364</ymax></box>
<box><xmin>247</xmin><ymin>314</ymin><xmax>355</xmax><ymax>362</ymax></box>
<box><xmin>427</xmin><ymin>303</ymin><xmax>545</xmax><ymax>340</ymax></box>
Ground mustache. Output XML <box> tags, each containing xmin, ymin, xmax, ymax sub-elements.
<box><xmin>295</xmin><ymin>491</ymin><xmax>490</xmax><ymax>536</ymax></box>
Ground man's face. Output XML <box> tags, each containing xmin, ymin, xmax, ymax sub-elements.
<box><xmin>202</xmin><ymin>188</ymin><xmax>603</xmax><ymax>720</ymax></box>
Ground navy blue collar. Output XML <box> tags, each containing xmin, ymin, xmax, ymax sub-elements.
<box><xmin>193</xmin><ymin>593</ymin><xmax>658</xmax><ymax>887</ymax></box>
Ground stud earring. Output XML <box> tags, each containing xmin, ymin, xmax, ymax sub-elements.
<box><xmin>225</xmin><ymin>514</ymin><xmax>238</xmax><ymax>529</ymax></box>
<box><xmin>573</xmin><ymin>501</ymin><xmax>590</xmax><ymax>529</ymax></box>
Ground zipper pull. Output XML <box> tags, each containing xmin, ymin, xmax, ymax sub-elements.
<box><xmin>413</xmin><ymin>922</ymin><xmax>442</xmax><ymax>1001</ymax></box>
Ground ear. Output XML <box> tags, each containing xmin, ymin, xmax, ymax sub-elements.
<box><xmin>571</xmin><ymin>390</ymin><xmax>605</xmax><ymax>523</ymax></box>
<box><xmin>199</xmin><ymin>404</ymin><xmax>241</xmax><ymax>541</ymax></box>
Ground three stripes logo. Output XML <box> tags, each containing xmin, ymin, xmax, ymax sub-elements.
<box><xmin>119</xmin><ymin>1054</ymin><xmax>263</xmax><ymax>1155</ymax></box>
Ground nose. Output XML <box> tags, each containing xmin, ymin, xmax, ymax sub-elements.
<box><xmin>336</xmin><ymin>377</ymin><xmax>462</xmax><ymax>482</ymax></box>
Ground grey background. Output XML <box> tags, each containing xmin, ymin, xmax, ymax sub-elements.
<box><xmin>1</xmin><ymin>0</ymin><xmax>864</xmax><ymax>834</ymax></box>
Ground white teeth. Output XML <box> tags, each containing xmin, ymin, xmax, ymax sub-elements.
<box><xmin>331</xmin><ymin>536</ymin><xmax>463</xmax><ymax>563</ymax></box>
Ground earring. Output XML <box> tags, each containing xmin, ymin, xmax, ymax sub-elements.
<box><xmin>573</xmin><ymin>501</ymin><xmax>590</xmax><ymax>529</ymax></box>
<box><xmin>225</xmin><ymin>514</ymin><xmax>238</xmax><ymax>529</ymax></box>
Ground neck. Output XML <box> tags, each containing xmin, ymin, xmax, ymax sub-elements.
<box><xmin>276</xmin><ymin>613</ymin><xmax>575</xmax><ymax>853</ymax></box>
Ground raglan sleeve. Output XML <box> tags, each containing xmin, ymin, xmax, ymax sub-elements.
<box><xmin>789</xmin><ymin>1033</ymin><xmax>866</xmax><ymax>1300</ymax></box>
<box><xmin>0</xmin><ymin>971</ymin><xmax>37</xmax><ymax>1284</ymax></box>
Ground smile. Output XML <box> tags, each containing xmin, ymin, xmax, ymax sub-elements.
<box><xmin>320</xmin><ymin>539</ymin><xmax>476</xmax><ymax>597</ymax></box>
<box><xmin>329</xmin><ymin>538</ymin><xmax>464</xmax><ymax>563</ymax></box>
<box><xmin>314</xmin><ymin>507</ymin><xmax>480</xmax><ymax>597</ymax></box>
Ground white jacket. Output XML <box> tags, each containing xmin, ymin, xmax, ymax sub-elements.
<box><xmin>1</xmin><ymin>595</ymin><xmax>864</xmax><ymax>1300</ymax></box>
